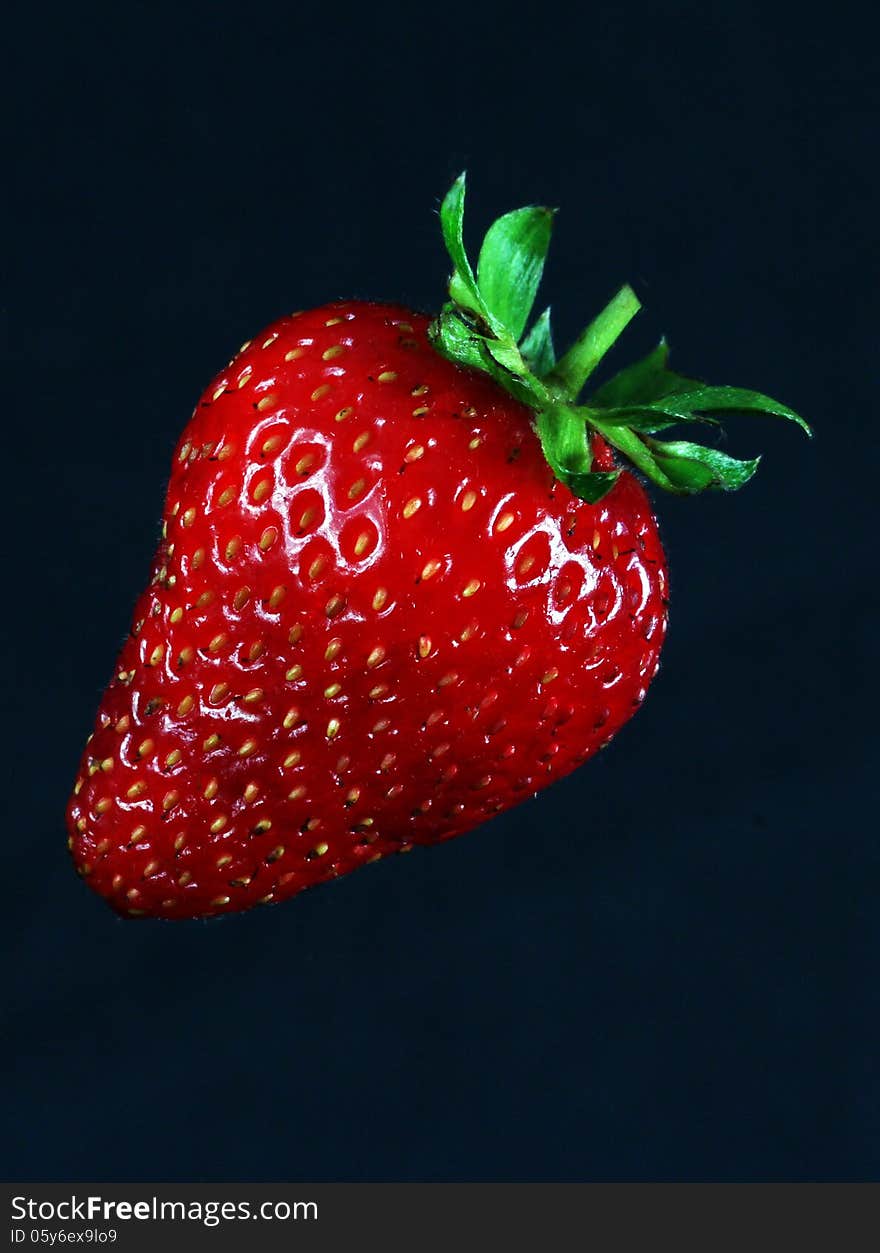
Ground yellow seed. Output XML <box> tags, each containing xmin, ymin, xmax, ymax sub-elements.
<box><xmin>177</xmin><ymin>871</ymin><xmax>192</xmax><ymax>887</ymax></box>
<box><xmin>162</xmin><ymin>790</ymin><xmax>179</xmax><ymax>812</ymax></box>
<box><xmin>324</xmin><ymin>682</ymin><xmax>342</xmax><ymax>698</ymax></box>
<box><xmin>378</xmin><ymin>371</ymin><xmax>397</xmax><ymax>383</ymax></box>
<box><xmin>308</xmin><ymin>556</ymin><xmax>326</xmax><ymax>579</ymax></box>
<box><xmin>173</xmin><ymin>833</ymin><xmax>187</xmax><ymax>851</ymax></box>
<box><xmin>354</xmin><ymin>531</ymin><xmax>371</xmax><ymax>556</ymax></box>
<box><xmin>216</xmin><ymin>855</ymin><xmax>232</xmax><ymax>869</ymax></box>
<box><xmin>469</xmin><ymin>436</ymin><xmax>482</xmax><ymax>450</ymax></box>
<box><xmin>519</xmin><ymin>555</ymin><xmax>535</xmax><ymax>575</ymax></box>
<box><xmin>313</xmin><ymin>842</ymin><xmax>329</xmax><ymax>856</ymax></box>
<box><xmin>212</xmin><ymin>384</ymin><xmax>225</xmax><ymax>401</ymax></box>
<box><xmin>322</xmin><ymin>345</ymin><xmax>345</xmax><ymax>360</ymax></box>
<box><xmin>203</xmin><ymin>733</ymin><xmax>221</xmax><ymax>751</ymax></box>
<box><xmin>335</xmin><ymin>406</ymin><xmax>353</xmax><ymax>422</ymax></box>
<box><xmin>288</xmin><ymin>785</ymin><xmax>306</xmax><ymax>800</ymax></box>
<box><xmin>100</xmin><ymin>756</ymin><xmax>114</xmax><ymax>772</ymax></box>
<box><xmin>412</xmin><ymin>383</ymin><xmax>429</xmax><ymax>396</ymax></box>
<box><xmin>418</xmin><ymin>635</ymin><xmax>432</xmax><ymax>658</ymax></box>
<box><xmin>266</xmin><ymin>845</ymin><xmax>285</xmax><ymax>863</ymax></box>
<box><xmin>233</xmin><ymin>586</ymin><xmax>251</xmax><ymax>610</ymax></box>
<box><xmin>288</xmin><ymin>625</ymin><xmax>303</xmax><ymax>645</ymax></box>
<box><xmin>258</xmin><ymin>526</ymin><xmax>278</xmax><ymax>551</ymax></box>
<box><xmin>380</xmin><ymin>753</ymin><xmax>396</xmax><ymax>771</ymax></box>
<box><xmin>496</xmin><ymin>511</ymin><xmax>515</xmax><ymax>532</ymax></box>
<box><xmin>283</xmin><ymin>751</ymin><xmax>301</xmax><ymax>768</ymax></box>
<box><xmin>244</xmin><ymin>783</ymin><xmax>260</xmax><ymax>802</ymax></box>
<box><xmin>243</xmin><ymin>688</ymin><xmax>263</xmax><ymax>704</ymax></box>
<box><xmin>196</xmin><ymin>590</ymin><xmax>214</xmax><ymax>608</ymax></box>
<box><xmin>402</xmin><ymin>496</ymin><xmax>421</xmax><ymax>518</ymax></box>
<box><xmin>262</xmin><ymin>434</ymin><xmax>282</xmax><ymax>455</ymax></box>
<box><xmin>285</xmin><ymin>664</ymin><xmax>303</xmax><ymax>681</ymax></box>
<box><xmin>225</xmin><ymin>536</ymin><xmax>241</xmax><ymax>560</ymax></box>
<box><xmin>405</xmin><ymin>443</ymin><xmax>425</xmax><ymax>462</ymax></box>
<box><xmin>210</xmin><ymin>816</ymin><xmax>227</xmax><ymax>834</ymax></box>
<box><xmin>95</xmin><ymin>797</ymin><xmax>112</xmax><ymax>814</ymax></box>
<box><xmin>148</xmin><ymin>643</ymin><xmax>165</xmax><ymax>666</ymax></box>
<box><xmin>237</xmin><ymin>368</ymin><xmax>252</xmax><ymax>389</ymax></box>
<box><xmin>248</xmin><ymin>640</ymin><xmax>265</xmax><ymax>661</ymax></box>
<box><xmin>461</xmin><ymin>490</ymin><xmax>478</xmax><ymax>511</ymax></box>
<box><xmin>218</xmin><ymin>487</ymin><xmax>235</xmax><ymax>507</ymax></box>
<box><xmin>238</xmin><ymin>739</ymin><xmax>258</xmax><ymax>757</ymax></box>
<box><xmin>310</xmin><ymin>384</ymin><xmax>331</xmax><ymax>402</ymax></box>
<box><xmin>181</xmin><ymin>507</ymin><xmax>196</xmax><ymax>527</ymax></box>
<box><xmin>420</xmin><ymin>558</ymin><xmax>441</xmax><ymax>581</ymax></box>
<box><xmin>179</xmin><ymin>442</ymin><xmax>192</xmax><ymax>462</ymax></box>
<box><xmin>126</xmin><ymin>782</ymin><xmax>147</xmax><ymax>799</ymax></box>
<box><xmin>177</xmin><ymin>695</ymin><xmax>194</xmax><ymax>716</ymax></box>
<box><xmin>369</xmin><ymin>683</ymin><xmax>388</xmax><ymax>698</ymax></box>
<box><xmin>345</xmin><ymin>787</ymin><xmax>361</xmax><ymax>805</ymax></box>
<box><xmin>165</xmin><ymin>749</ymin><xmax>182</xmax><ymax>768</ymax></box>
<box><xmin>253</xmin><ymin>479</ymin><xmax>271</xmax><ymax>502</ymax></box>
<box><xmin>366</xmin><ymin>646</ymin><xmax>385</xmax><ymax>668</ymax></box>
<box><xmin>326</xmin><ymin>718</ymin><xmax>340</xmax><ymax>739</ymax></box>
<box><xmin>325</xmin><ymin>594</ymin><xmax>346</xmax><ymax>618</ymax></box>
<box><xmin>412</xmin><ymin>406</ymin><xmax>429</xmax><ymax>417</ymax></box>
<box><xmin>462</xmin><ymin>578</ymin><xmax>481</xmax><ymax>598</ymax></box>
<box><xmin>372</xmin><ymin>588</ymin><xmax>388</xmax><ymax>611</ymax></box>
<box><xmin>285</xmin><ymin>347</ymin><xmax>305</xmax><ymax>361</ymax></box>
<box><xmin>131</xmin><ymin>826</ymin><xmax>147</xmax><ymax>844</ymax></box>
<box><xmin>372</xmin><ymin>718</ymin><xmax>389</xmax><ymax>733</ymax></box>
<box><xmin>268</xmin><ymin>585</ymin><xmax>286</xmax><ymax>609</ymax></box>
<box><xmin>283</xmin><ymin>708</ymin><xmax>300</xmax><ymax>729</ymax></box>
<box><xmin>208</xmin><ymin>632</ymin><xmax>228</xmax><ymax>653</ymax></box>
<box><xmin>295</xmin><ymin>453</ymin><xmax>315</xmax><ymax>475</ymax></box>
<box><xmin>592</xmin><ymin>529</ymin><xmax>601</xmax><ymax>550</ymax></box>
<box><xmin>352</xmin><ymin>431</ymin><xmax>370</xmax><ymax>452</ymax></box>
<box><xmin>143</xmin><ymin>861</ymin><xmax>160</xmax><ymax>878</ymax></box>
<box><xmin>348</xmin><ymin>478</ymin><xmax>366</xmax><ymax>500</ymax></box>
<box><xmin>211</xmin><ymin>896</ymin><xmax>231</xmax><ymax>907</ymax></box>
<box><xmin>256</xmin><ymin>393</ymin><xmax>277</xmax><ymax>412</ymax></box>
<box><xmin>438</xmin><ymin>671</ymin><xmax>458</xmax><ymax>687</ymax></box>
<box><xmin>209</xmin><ymin>682</ymin><xmax>229</xmax><ymax>704</ymax></box>
<box><xmin>541</xmin><ymin>668</ymin><xmax>559</xmax><ymax>684</ymax></box>
<box><xmin>262</xmin><ymin>332</ymin><xmax>277</xmax><ymax>348</ymax></box>
<box><xmin>217</xmin><ymin>443</ymin><xmax>234</xmax><ymax>460</ymax></box>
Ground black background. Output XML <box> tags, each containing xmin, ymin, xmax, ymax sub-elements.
<box><xmin>4</xmin><ymin>1</ymin><xmax>875</xmax><ymax>1181</ymax></box>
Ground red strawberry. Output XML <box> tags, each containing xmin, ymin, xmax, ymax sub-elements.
<box><xmin>67</xmin><ymin>175</ymin><xmax>808</xmax><ymax>919</ymax></box>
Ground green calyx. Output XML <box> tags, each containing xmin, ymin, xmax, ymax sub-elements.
<box><xmin>428</xmin><ymin>173</ymin><xmax>811</xmax><ymax>502</ymax></box>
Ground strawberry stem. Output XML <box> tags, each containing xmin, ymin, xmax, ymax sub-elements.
<box><xmin>546</xmin><ymin>285</ymin><xmax>641</xmax><ymax>398</ymax></box>
<box><xmin>429</xmin><ymin>172</ymin><xmax>811</xmax><ymax>502</ymax></box>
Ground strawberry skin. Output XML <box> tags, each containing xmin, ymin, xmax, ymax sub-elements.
<box><xmin>67</xmin><ymin>302</ymin><xmax>668</xmax><ymax>918</ymax></box>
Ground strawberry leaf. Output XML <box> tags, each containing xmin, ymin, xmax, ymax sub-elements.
<box><xmin>431</xmin><ymin>173</ymin><xmax>810</xmax><ymax>499</ymax></box>
<box><xmin>646</xmin><ymin>439</ymin><xmax>761</xmax><ymax>492</ymax></box>
<box><xmin>439</xmin><ymin>174</ymin><xmax>491</xmax><ymax>324</ymax></box>
<box><xmin>477</xmin><ymin>206</ymin><xmax>554</xmax><ymax>341</ymax></box>
<box><xmin>591</xmin><ymin>340</ymin><xmax>698</xmax><ymax>407</ymax></box>
<box><xmin>600</xmin><ymin>384</ymin><xmax>811</xmax><ymax>433</ymax></box>
<box><xmin>520</xmin><ymin>307</ymin><xmax>555</xmax><ymax>376</ymax></box>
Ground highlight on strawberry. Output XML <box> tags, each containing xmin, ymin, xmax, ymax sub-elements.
<box><xmin>67</xmin><ymin>174</ymin><xmax>809</xmax><ymax>919</ymax></box>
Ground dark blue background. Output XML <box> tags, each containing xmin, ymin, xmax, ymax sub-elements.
<box><xmin>4</xmin><ymin>1</ymin><xmax>875</xmax><ymax>1180</ymax></box>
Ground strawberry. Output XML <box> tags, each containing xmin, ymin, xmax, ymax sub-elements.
<box><xmin>67</xmin><ymin>174</ymin><xmax>808</xmax><ymax>919</ymax></box>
